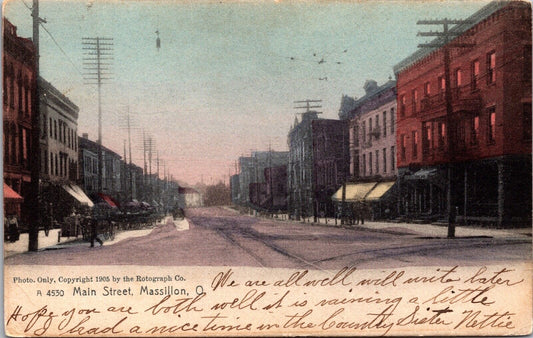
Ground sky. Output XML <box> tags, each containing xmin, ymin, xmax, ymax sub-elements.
<box><xmin>3</xmin><ymin>0</ymin><xmax>488</xmax><ymax>186</ymax></box>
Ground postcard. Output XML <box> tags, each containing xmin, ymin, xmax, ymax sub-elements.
<box><xmin>3</xmin><ymin>0</ymin><xmax>532</xmax><ymax>336</ymax></box>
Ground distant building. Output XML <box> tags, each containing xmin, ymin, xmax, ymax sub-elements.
<box><xmin>394</xmin><ymin>1</ymin><xmax>531</xmax><ymax>226</ymax></box>
<box><xmin>287</xmin><ymin>111</ymin><xmax>349</xmax><ymax>220</ymax></box>
<box><xmin>230</xmin><ymin>174</ymin><xmax>240</xmax><ymax>204</ymax></box>
<box><xmin>78</xmin><ymin>134</ymin><xmax>123</xmax><ymax>204</ymax></box>
<box><xmin>237</xmin><ymin>151</ymin><xmax>289</xmax><ymax>207</ymax></box>
<box><xmin>178</xmin><ymin>187</ymin><xmax>203</xmax><ymax>208</ymax></box>
<box><xmin>3</xmin><ymin>18</ymin><xmax>36</xmax><ymax>222</ymax></box>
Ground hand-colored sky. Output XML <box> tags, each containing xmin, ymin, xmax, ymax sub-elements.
<box><xmin>4</xmin><ymin>0</ymin><xmax>486</xmax><ymax>186</ymax></box>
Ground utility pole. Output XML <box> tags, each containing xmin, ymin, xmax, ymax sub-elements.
<box><xmin>28</xmin><ymin>0</ymin><xmax>44</xmax><ymax>251</ymax></box>
<box><xmin>417</xmin><ymin>18</ymin><xmax>473</xmax><ymax>238</ymax></box>
<box><xmin>82</xmin><ymin>37</ymin><xmax>113</xmax><ymax>192</ymax></box>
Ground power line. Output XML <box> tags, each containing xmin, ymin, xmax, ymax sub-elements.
<box><xmin>40</xmin><ymin>23</ymin><xmax>83</xmax><ymax>76</ymax></box>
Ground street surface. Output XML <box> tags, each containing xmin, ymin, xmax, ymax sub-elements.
<box><xmin>5</xmin><ymin>207</ymin><xmax>531</xmax><ymax>269</ymax></box>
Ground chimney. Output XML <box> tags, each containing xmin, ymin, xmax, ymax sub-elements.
<box><xmin>82</xmin><ymin>133</ymin><xmax>89</xmax><ymax>139</ymax></box>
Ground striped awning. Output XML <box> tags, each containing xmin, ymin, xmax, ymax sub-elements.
<box><xmin>365</xmin><ymin>181</ymin><xmax>396</xmax><ymax>201</ymax></box>
<box><xmin>332</xmin><ymin>182</ymin><xmax>378</xmax><ymax>202</ymax></box>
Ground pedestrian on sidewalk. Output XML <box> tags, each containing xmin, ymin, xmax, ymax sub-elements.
<box><xmin>90</xmin><ymin>219</ymin><xmax>103</xmax><ymax>247</ymax></box>
<box><xmin>7</xmin><ymin>215</ymin><xmax>20</xmax><ymax>242</ymax></box>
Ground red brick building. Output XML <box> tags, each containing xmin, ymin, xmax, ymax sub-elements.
<box><xmin>394</xmin><ymin>1</ymin><xmax>531</xmax><ymax>226</ymax></box>
<box><xmin>3</xmin><ymin>19</ymin><xmax>36</xmax><ymax>221</ymax></box>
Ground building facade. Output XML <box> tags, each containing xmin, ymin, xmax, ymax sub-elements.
<box><xmin>237</xmin><ymin>151</ymin><xmax>289</xmax><ymax>207</ymax></box>
<box><xmin>394</xmin><ymin>1</ymin><xmax>532</xmax><ymax>226</ymax></box>
<box><xmin>39</xmin><ymin>77</ymin><xmax>79</xmax><ymax>183</ymax></box>
<box><xmin>3</xmin><ymin>19</ymin><xmax>36</xmax><ymax>222</ymax></box>
<box><xmin>348</xmin><ymin>79</ymin><xmax>397</xmax><ymax>180</ymax></box>
<box><xmin>78</xmin><ymin>134</ymin><xmax>123</xmax><ymax>203</ymax></box>
<box><xmin>287</xmin><ymin>111</ymin><xmax>349</xmax><ymax>220</ymax></box>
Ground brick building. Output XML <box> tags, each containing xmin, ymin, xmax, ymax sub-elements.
<box><xmin>3</xmin><ymin>19</ymin><xmax>36</xmax><ymax>222</ymax></box>
<box><xmin>394</xmin><ymin>1</ymin><xmax>531</xmax><ymax>226</ymax></box>
<box><xmin>287</xmin><ymin>111</ymin><xmax>349</xmax><ymax>220</ymax></box>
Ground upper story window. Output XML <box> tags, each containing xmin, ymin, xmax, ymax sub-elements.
<box><xmin>438</xmin><ymin>76</ymin><xmax>445</xmax><ymax>93</ymax></box>
<box><xmin>362</xmin><ymin>121</ymin><xmax>366</xmax><ymax>144</ymax></box>
<box><xmin>382</xmin><ymin>111</ymin><xmax>387</xmax><ymax>137</ymax></box>
<box><xmin>411</xmin><ymin>89</ymin><xmax>418</xmax><ymax>114</ymax></box>
<box><xmin>488</xmin><ymin>107</ymin><xmax>496</xmax><ymax>144</ymax></box>
<box><xmin>390</xmin><ymin>108</ymin><xmax>395</xmax><ymax>133</ymax></box>
<box><xmin>454</xmin><ymin>68</ymin><xmax>462</xmax><ymax>87</ymax></box>
<box><xmin>368</xmin><ymin>118</ymin><xmax>373</xmax><ymax>142</ymax></box>
<box><xmin>424</xmin><ymin>82</ymin><xmax>431</xmax><ymax>96</ymax></box>
<box><xmin>399</xmin><ymin>95</ymin><xmax>406</xmax><ymax>117</ymax></box>
<box><xmin>471</xmin><ymin>60</ymin><xmax>480</xmax><ymax>91</ymax></box>
<box><xmin>487</xmin><ymin>51</ymin><xmax>496</xmax><ymax>85</ymax></box>
<box><xmin>438</xmin><ymin>122</ymin><xmax>446</xmax><ymax>149</ymax></box>
<box><xmin>412</xmin><ymin>131</ymin><xmax>418</xmax><ymax>159</ymax></box>
<box><xmin>471</xmin><ymin>114</ymin><xmax>480</xmax><ymax>145</ymax></box>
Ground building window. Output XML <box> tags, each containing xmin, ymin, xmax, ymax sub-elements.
<box><xmin>369</xmin><ymin>118</ymin><xmax>373</xmax><ymax>142</ymax></box>
<box><xmin>422</xmin><ymin>122</ymin><xmax>431</xmax><ymax>154</ymax></box>
<box><xmin>54</xmin><ymin>120</ymin><xmax>57</xmax><ymax>140</ymax></box>
<box><xmin>383</xmin><ymin>111</ymin><xmax>387</xmax><ymax>137</ymax></box>
<box><xmin>362</xmin><ymin>121</ymin><xmax>366</xmax><ymax>145</ymax></box>
<box><xmin>454</xmin><ymin>68</ymin><xmax>462</xmax><ymax>87</ymax></box>
<box><xmin>523</xmin><ymin>103</ymin><xmax>532</xmax><ymax>140</ymax></box>
<box><xmin>382</xmin><ymin>148</ymin><xmax>387</xmax><ymax>173</ymax></box>
<box><xmin>375</xmin><ymin>115</ymin><xmax>380</xmax><ymax>139</ymax></box>
<box><xmin>471</xmin><ymin>60</ymin><xmax>480</xmax><ymax>91</ymax></box>
<box><xmin>438</xmin><ymin>122</ymin><xmax>446</xmax><ymax>149</ymax></box>
<box><xmin>424</xmin><ymin>82</ymin><xmax>431</xmax><ymax>96</ymax></box>
<box><xmin>362</xmin><ymin>154</ymin><xmax>366</xmax><ymax>176</ymax></box>
<box><xmin>55</xmin><ymin>153</ymin><xmax>59</xmax><ymax>176</ymax></box>
<box><xmin>412</xmin><ymin>131</ymin><xmax>418</xmax><ymax>159</ymax></box>
<box><xmin>369</xmin><ymin>152</ymin><xmax>373</xmax><ymax>175</ymax></box>
<box><xmin>391</xmin><ymin>146</ymin><xmax>395</xmax><ymax>171</ymax></box>
<box><xmin>399</xmin><ymin>95</ymin><xmax>406</xmax><ymax>117</ymax></box>
<box><xmin>375</xmin><ymin>150</ymin><xmax>379</xmax><ymax>174</ymax></box>
<box><xmin>438</xmin><ymin>76</ymin><xmax>445</xmax><ymax>98</ymax></box>
<box><xmin>411</xmin><ymin>89</ymin><xmax>418</xmax><ymax>114</ymax></box>
<box><xmin>400</xmin><ymin>135</ymin><xmax>406</xmax><ymax>161</ymax></box>
<box><xmin>487</xmin><ymin>51</ymin><xmax>496</xmax><ymax>85</ymax></box>
<box><xmin>488</xmin><ymin>107</ymin><xmax>496</xmax><ymax>144</ymax></box>
<box><xmin>390</xmin><ymin>108</ymin><xmax>395</xmax><ymax>133</ymax></box>
<box><xmin>471</xmin><ymin>114</ymin><xmax>479</xmax><ymax>145</ymax></box>
<box><xmin>458</xmin><ymin>122</ymin><xmax>466</xmax><ymax>148</ymax></box>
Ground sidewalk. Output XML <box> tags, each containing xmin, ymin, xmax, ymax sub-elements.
<box><xmin>254</xmin><ymin>212</ymin><xmax>532</xmax><ymax>239</ymax></box>
<box><xmin>4</xmin><ymin>228</ymin><xmax>80</xmax><ymax>258</ymax></box>
<box><xmin>3</xmin><ymin>216</ymin><xmax>192</xmax><ymax>257</ymax></box>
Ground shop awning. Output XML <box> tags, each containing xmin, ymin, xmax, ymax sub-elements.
<box><xmin>405</xmin><ymin>168</ymin><xmax>438</xmax><ymax>180</ymax></box>
<box><xmin>98</xmin><ymin>193</ymin><xmax>118</xmax><ymax>208</ymax></box>
<box><xmin>332</xmin><ymin>182</ymin><xmax>378</xmax><ymax>202</ymax></box>
<box><xmin>365</xmin><ymin>181</ymin><xmax>396</xmax><ymax>201</ymax></box>
<box><xmin>63</xmin><ymin>184</ymin><xmax>94</xmax><ymax>207</ymax></box>
<box><xmin>3</xmin><ymin>183</ymin><xmax>23</xmax><ymax>201</ymax></box>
